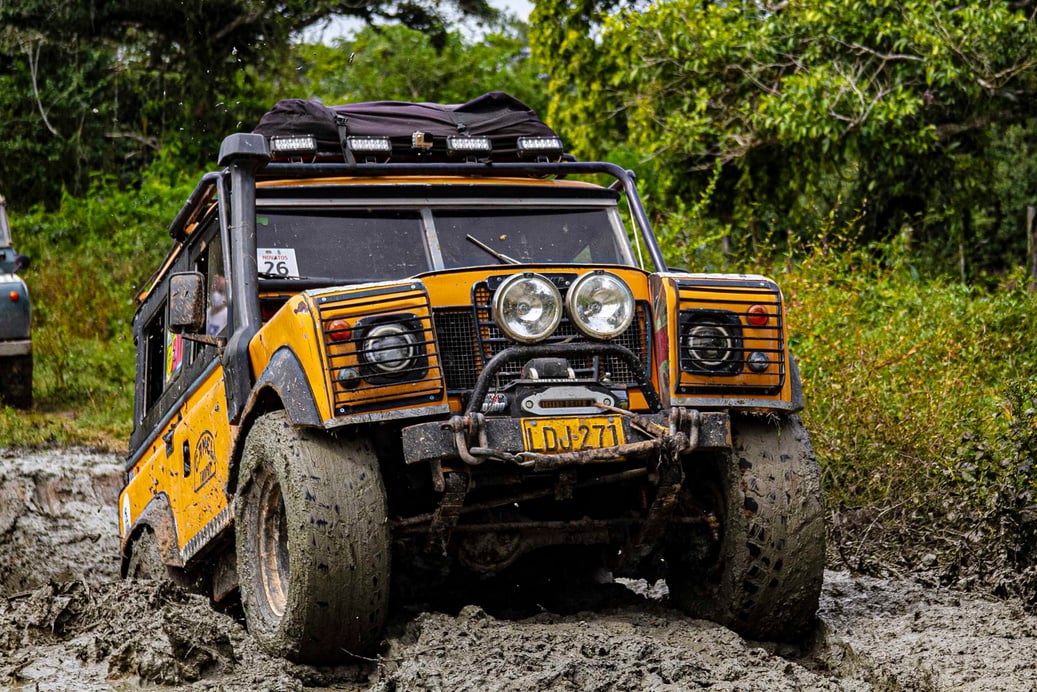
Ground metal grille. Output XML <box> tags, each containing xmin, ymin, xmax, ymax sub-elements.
<box><xmin>433</xmin><ymin>283</ymin><xmax>650</xmax><ymax>391</ymax></box>
<box><xmin>434</xmin><ymin>308</ymin><xmax>480</xmax><ymax>389</ymax></box>
<box><xmin>675</xmin><ymin>278</ymin><xmax>786</xmax><ymax>395</ymax></box>
<box><xmin>317</xmin><ymin>283</ymin><xmax>444</xmax><ymax>415</ymax></box>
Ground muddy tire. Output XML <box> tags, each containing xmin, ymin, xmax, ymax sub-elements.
<box><xmin>235</xmin><ymin>410</ymin><xmax>390</xmax><ymax>663</ymax></box>
<box><xmin>0</xmin><ymin>354</ymin><xmax>32</xmax><ymax>409</ymax></box>
<box><xmin>666</xmin><ymin>413</ymin><xmax>825</xmax><ymax>642</ymax></box>
<box><xmin>127</xmin><ymin>529</ymin><xmax>169</xmax><ymax>582</ymax></box>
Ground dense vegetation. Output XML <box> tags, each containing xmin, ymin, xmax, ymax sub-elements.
<box><xmin>1</xmin><ymin>1</ymin><xmax>1036</xmax><ymax>601</ymax></box>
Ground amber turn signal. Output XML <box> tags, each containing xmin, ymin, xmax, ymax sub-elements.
<box><xmin>327</xmin><ymin>319</ymin><xmax>352</xmax><ymax>342</ymax></box>
<box><xmin>746</xmin><ymin>304</ymin><xmax>769</xmax><ymax>326</ymax></box>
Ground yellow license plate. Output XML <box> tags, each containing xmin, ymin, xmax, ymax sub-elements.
<box><xmin>521</xmin><ymin>416</ymin><xmax>625</xmax><ymax>454</ymax></box>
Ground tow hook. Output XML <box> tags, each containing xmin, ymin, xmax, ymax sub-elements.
<box><xmin>447</xmin><ymin>413</ymin><xmax>490</xmax><ymax>465</ymax></box>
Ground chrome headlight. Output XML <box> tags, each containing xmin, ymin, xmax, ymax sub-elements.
<box><xmin>493</xmin><ymin>273</ymin><xmax>562</xmax><ymax>343</ymax></box>
<box><xmin>566</xmin><ymin>271</ymin><xmax>635</xmax><ymax>339</ymax></box>
<box><xmin>680</xmin><ymin>311</ymin><xmax>743</xmax><ymax>374</ymax></box>
<box><xmin>361</xmin><ymin>322</ymin><xmax>419</xmax><ymax>374</ymax></box>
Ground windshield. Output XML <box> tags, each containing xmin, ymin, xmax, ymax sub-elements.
<box><xmin>435</xmin><ymin>208</ymin><xmax>629</xmax><ymax>268</ymax></box>
<box><xmin>256</xmin><ymin>209</ymin><xmax>428</xmax><ymax>282</ymax></box>
<box><xmin>254</xmin><ymin>203</ymin><xmax>634</xmax><ymax>283</ymax></box>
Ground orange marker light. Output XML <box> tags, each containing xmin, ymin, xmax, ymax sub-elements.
<box><xmin>746</xmin><ymin>305</ymin><xmax>769</xmax><ymax>326</ymax></box>
<box><xmin>8</xmin><ymin>291</ymin><xmax>19</xmax><ymax>302</ymax></box>
<box><xmin>327</xmin><ymin>319</ymin><xmax>352</xmax><ymax>342</ymax></box>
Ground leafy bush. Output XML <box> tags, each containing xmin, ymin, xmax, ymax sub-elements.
<box><xmin>661</xmin><ymin>217</ymin><xmax>1037</xmax><ymax>600</ymax></box>
<box><xmin>0</xmin><ymin>155</ymin><xmax>197</xmax><ymax>448</ymax></box>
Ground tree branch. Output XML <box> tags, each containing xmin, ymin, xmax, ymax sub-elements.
<box><xmin>24</xmin><ymin>40</ymin><xmax>60</xmax><ymax>137</ymax></box>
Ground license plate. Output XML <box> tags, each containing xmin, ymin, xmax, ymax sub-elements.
<box><xmin>521</xmin><ymin>416</ymin><xmax>625</xmax><ymax>454</ymax></box>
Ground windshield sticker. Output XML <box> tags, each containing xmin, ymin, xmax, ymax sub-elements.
<box><xmin>257</xmin><ymin>248</ymin><xmax>300</xmax><ymax>278</ymax></box>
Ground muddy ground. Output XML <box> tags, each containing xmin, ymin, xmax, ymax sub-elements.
<box><xmin>1</xmin><ymin>447</ymin><xmax>1035</xmax><ymax>691</ymax></box>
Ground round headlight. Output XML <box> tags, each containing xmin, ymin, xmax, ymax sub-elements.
<box><xmin>493</xmin><ymin>273</ymin><xmax>562</xmax><ymax>343</ymax></box>
<box><xmin>685</xmin><ymin>323</ymin><xmax>739</xmax><ymax>369</ymax></box>
<box><xmin>566</xmin><ymin>272</ymin><xmax>635</xmax><ymax>339</ymax></box>
<box><xmin>362</xmin><ymin>323</ymin><xmax>417</xmax><ymax>373</ymax></box>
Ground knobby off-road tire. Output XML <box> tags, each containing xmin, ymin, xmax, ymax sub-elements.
<box><xmin>235</xmin><ymin>410</ymin><xmax>390</xmax><ymax>663</ymax></box>
<box><xmin>667</xmin><ymin>413</ymin><xmax>825</xmax><ymax>642</ymax></box>
<box><xmin>0</xmin><ymin>354</ymin><xmax>32</xmax><ymax>409</ymax></box>
<box><xmin>127</xmin><ymin>529</ymin><xmax>169</xmax><ymax>582</ymax></box>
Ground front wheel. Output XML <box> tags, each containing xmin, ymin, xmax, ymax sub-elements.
<box><xmin>236</xmin><ymin>411</ymin><xmax>390</xmax><ymax>663</ymax></box>
<box><xmin>666</xmin><ymin>413</ymin><xmax>825</xmax><ymax>642</ymax></box>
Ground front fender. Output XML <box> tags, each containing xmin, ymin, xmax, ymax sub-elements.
<box><xmin>0</xmin><ymin>273</ymin><xmax>30</xmax><ymax>341</ymax></box>
<box><xmin>227</xmin><ymin>347</ymin><xmax>322</xmax><ymax>495</ymax></box>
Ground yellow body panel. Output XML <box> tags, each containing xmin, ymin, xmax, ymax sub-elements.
<box><xmin>120</xmin><ymin>364</ymin><xmax>233</xmax><ymax>557</ymax></box>
<box><xmin>248</xmin><ymin>293</ymin><xmax>334</xmax><ymax>421</ymax></box>
<box><xmin>659</xmin><ymin>273</ymin><xmax>796</xmax><ymax>407</ymax></box>
<box><xmin>257</xmin><ymin>175</ymin><xmax>604</xmax><ymax>191</ymax></box>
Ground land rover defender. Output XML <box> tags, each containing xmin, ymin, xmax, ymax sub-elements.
<box><xmin>118</xmin><ymin>93</ymin><xmax>824</xmax><ymax>663</ymax></box>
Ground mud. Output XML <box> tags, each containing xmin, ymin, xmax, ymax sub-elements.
<box><xmin>2</xmin><ymin>447</ymin><xmax>1036</xmax><ymax>691</ymax></box>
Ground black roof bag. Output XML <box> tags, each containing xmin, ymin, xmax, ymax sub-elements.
<box><xmin>253</xmin><ymin>92</ymin><xmax>559</xmax><ymax>161</ymax></box>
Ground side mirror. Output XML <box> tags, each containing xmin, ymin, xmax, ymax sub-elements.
<box><xmin>14</xmin><ymin>253</ymin><xmax>30</xmax><ymax>271</ymax></box>
<box><xmin>169</xmin><ymin>271</ymin><xmax>206</xmax><ymax>334</ymax></box>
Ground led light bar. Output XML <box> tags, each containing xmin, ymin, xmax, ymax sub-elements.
<box><xmin>446</xmin><ymin>136</ymin><xmax>492</xmax><ymax>156</ymax></box>
<box><xmin>412</xmin><ymin>132</ymin><xmax>434</xmax><ymax>151</ymax></box>
<box><xmin>269</xmin><ymin>134</ymin><xmax>318</xmax><ymax>156</ymax></box>
<box><xmin>517</xmin><ymin>135</ymin><xmax>565</xmax><ymax>157</ymax></box>
<box><xmin>346</xmin><ymin>136</ymin><xmax>393</xmax><ymax>153</ymax></box>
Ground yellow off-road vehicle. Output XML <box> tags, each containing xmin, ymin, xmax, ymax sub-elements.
<box><xmin>119</xmin><ymin>93</ymin><xmax>824</xmax><ymax>663</ymax></box>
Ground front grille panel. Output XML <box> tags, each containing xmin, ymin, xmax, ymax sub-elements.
<box><xmin>435</xmin><ymin>308</ymin><xmax>480</xmax><ymax>389</ymax></box>
<box><xmin>317</xmin><ymin>283</ymin><xmax>444</xmax><ymax>415</ymax></box>
<box><xmin>433</xmin><ymin>281</ymin><xmax>650</xmax><ymax>391</ymax></box>
<box><xmin>675</xmin><ymin>278</ymin><xmax>786</xmax><ymax>395</ymax></box>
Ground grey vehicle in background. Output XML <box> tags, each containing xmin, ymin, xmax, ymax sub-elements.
<box><xmin>0</xmin><ymin>196</ymin><xmax>32</xmax><ymax>408</ymax></box>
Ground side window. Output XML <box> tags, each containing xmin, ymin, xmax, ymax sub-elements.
<box><xmin>204</xmin><ymin>233</ymin><xmax>228</xmax><ymax>337</ymax></box>
<box><xmin>143</xmin><ymin>306</ymin><xmax>166</xmax><ymax>411</ymax></box>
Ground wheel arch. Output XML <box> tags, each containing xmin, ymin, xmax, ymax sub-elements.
<box><xmin>228</xmin><ymin>347</ymin><xmax>323</xmax><ymax>495</ymax></box>
<box><xmin>119</xmin><ymin>492</ymin><xmax>183</xmax><ymax>577</ymax></box>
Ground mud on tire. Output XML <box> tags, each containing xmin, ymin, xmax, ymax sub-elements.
<box><xmin>235</xmin><ymin>410</ymin><xmax>390</xmax><ymax>663</ymax></box>
<box><xmin>126</xmin><ymin>529</ymin><xmax>170</xmax><ymax>582</ymax></box>
<box><xmin>666</xmin><ymin>413</ymin><xmax>825</xmax><ymax>642</ymax></box>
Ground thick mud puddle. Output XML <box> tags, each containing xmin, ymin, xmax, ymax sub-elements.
<box><xmin>2</xmin><ymin>448</ymin><xmax>1035</xmax><ymax>691</ymax></box>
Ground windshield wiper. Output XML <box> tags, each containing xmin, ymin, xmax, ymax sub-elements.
<box><xmin>258</xmin><ymin>273</ymin><xmax>368</xmax><ymax>284</ymax></box>
<box><xmin>466</xmin><ymin>234</ymin><xmax>519</xmax><ymax>265</ymax></box>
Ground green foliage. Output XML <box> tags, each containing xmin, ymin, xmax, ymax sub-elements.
<box><xmin>772</xmin><ymin>236</ymin><xmax>1037</xmax><ymax>590</ymax></box>
<box><xmin>297</xmin><ymin>23</ymin><xmax>545</xmax><ymax>112</ymax></box>
<box><xmin>0</xmin><ymin>0</ymin><xmax>501</xmax><ymax>209</ymax></box>
<box><xmin>530</xmin><ymin>0</ymin><xmax>1037</xmax><ymax>277</ymax></box>
<box><xmin>0</xmin><ymin>154</ymin><xmax>197</xmax><ymax>449</ymax></box>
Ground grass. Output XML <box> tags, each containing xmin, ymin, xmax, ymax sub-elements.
<box><xmin>0</xmin><ymin>162</ymin><xmax>196</xmax><ymax>452</ymax></box>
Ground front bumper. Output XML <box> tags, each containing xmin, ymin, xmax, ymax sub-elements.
<box><xmin>0</xmin><ymin>339</ymin><xmax>31</xmax><ymax>357</ymax></box>
<box><xmin>401</xmin><ymin>408</ymin><xmax>731</xmax><ymax>471</ymax></box>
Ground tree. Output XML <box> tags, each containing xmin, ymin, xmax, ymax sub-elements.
<box><xmin>0</xmin><ymin>0</ymin><xmax>498</xmax><ymax>208</ymax></box>
<box><xmin>297</xmin><ymin>22</ymin><xmax>545</xmax><ymax>113</ymax></box>
<box><xmin>531</xmin><ymin>0</ymin><xmax>1037</xmax><ymax>276</ymax></box>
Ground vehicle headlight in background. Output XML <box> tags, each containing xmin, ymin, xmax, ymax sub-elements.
<box><xmin>566</xmin><ymin>271</ymin><xmax>635</xmax><ymax>339</ymax></box>
<box><xmin>493</xmin><ymin>273</ymin><xmax>562</xmax><ymax>343</ymax></box>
